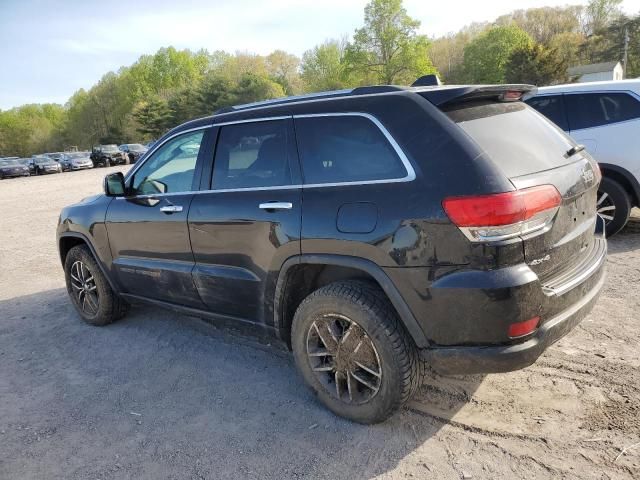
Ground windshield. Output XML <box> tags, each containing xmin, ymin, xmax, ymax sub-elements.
<box><xmin>69</xmin><ymin>153</ymin><xmax>88</xmax><ymax>159</ymax></box>
<box><xmin>35</xmin><ymin>158</ymin><xmax>52</xmax><ymax>164</ymax></box>
<box><xmin>0</xmin><ymin>160</ymin><xmax>19</xmax><ymax>166</ymax></box>
<box><xmin>100</xmin><ymin>145</ymin><xmax>119</xmax><ymax>152</ymax></box>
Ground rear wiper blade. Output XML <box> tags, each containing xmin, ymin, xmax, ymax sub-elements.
<box><xmin>565</xmin><ymin>144</ymin><xmax>585</xmax><ymax>158</ymax></box>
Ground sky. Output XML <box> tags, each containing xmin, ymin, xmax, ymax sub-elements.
<box><xmin>1</xmin><ymin>0</ymin><xmax>639</xmax><ymax>110</ymax></box>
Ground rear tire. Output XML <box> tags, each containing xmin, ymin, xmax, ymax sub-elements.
<box><xmin>598</xmin><ymin>177</ymin><xmax>631</xmax><ymax>237</ymax></box>
<box><xmin>64</xmin><ymin>245</ymin><xmax>129</xmax><ymax>326</ymax></box>
<box><xmin>291</xmin><ymin>281</ymin><xmax>422</xmax><ymax>424</ymax></box>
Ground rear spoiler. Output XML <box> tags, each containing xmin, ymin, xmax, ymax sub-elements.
<box><xmin>417</xmin><ymin>84</ymin><xmax>537</xmax><ymax>107</ymax></box>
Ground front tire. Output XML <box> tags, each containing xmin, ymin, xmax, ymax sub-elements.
<box><xmin>598</xmin><ymin>177</ymin><xmax>631</xmax><ymax>237</ymax></box>
<box><xmin>291</xmin><ymin>281</ymin><xmax>422</xmax><ymax>424</ymax></box>
<box><xmin>64</xmin><ymin>245</ymin><xmax>129</xmax><ymax>326</ymax></box>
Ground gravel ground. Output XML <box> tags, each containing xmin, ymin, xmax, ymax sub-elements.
<box><xmin>0</xmin><ymin>167</ymin><xmax>639</xmax><ymax>479</ymax></box>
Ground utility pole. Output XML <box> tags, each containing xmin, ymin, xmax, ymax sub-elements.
<box><xmin>623</xmin><ymin>26</ymin><xmax>629</xmax><ymax>79</ymax></box>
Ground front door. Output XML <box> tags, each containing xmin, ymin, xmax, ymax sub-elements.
<box><xmin>106</xmin><ymin>128</ymin><xmax>209</xmax><ymax>308</ymax></box>
<box><xmin>188</xmin><ymin>118</ymin><xmax>302</xmax><ymax>325</ymax></box>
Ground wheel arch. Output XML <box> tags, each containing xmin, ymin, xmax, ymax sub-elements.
<box><xmin>273</xmin><ymin>254</ymin><xmax>429</xmax><ymax>349</ymax></box>
<box><xmin>599</xmin><ymin>163</ymin><xmax>640</xmax><ymax>207</ymax></box>
<box><xmin>58</xmin><ymin>232</ymin><xmax>119</xmax><ymax>293</ymax></box>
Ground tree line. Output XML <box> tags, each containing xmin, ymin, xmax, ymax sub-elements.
<box><xmin>0</xmin><ymin>0</ymin><xmax>636</xmax><ymax>157</ymax></box>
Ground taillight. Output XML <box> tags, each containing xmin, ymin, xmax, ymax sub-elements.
<box><xmin>442</xmin><ymin>185</ymin><xmax>561</xmax><ymax>242</ymax></box>
<box><xmin>508</xmin><ymin>316</ymin><xmax>540</xmax><ymax>338</ymax></box>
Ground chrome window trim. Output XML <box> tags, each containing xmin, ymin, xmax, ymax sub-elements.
<box><xmin>211</xmin><ymin>115</ymin><xmax>291</xmax><ymax>127</ymax></box>
<box><xmin>292</xmin><ymin>112</ymin><xmax>416</xmax><ymax>187</ymax></box>
<box><xmin>117</xmin><ymin>112</ymin><xmax>416</xmax><ymax>200</ymax></box>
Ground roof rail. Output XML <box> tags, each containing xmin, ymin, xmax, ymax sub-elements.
<box><xmin>212</xmin><ymin>85</ymin><xmax>411</xmax><ymax>115</ymax></box>
<box><xmin>350</xmin><ymin>85</ymin><xmax>407</xmax><ymax>95</ymax></box>
<box><xmin>213</xmin><ymin>89</ymin><xmax>353</xmax><ymax>115</ymax></box>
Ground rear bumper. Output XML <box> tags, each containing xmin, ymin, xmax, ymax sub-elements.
<box><xmin>423</xmin><ymin>267</ymin><xmax>605</xmax><ymax>374</ymax></box>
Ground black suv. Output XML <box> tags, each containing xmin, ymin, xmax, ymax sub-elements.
<box><xmin>90</xmin><ymin>144</ymin><xmax>128</xmax><ymax>167</ymax></box>
<box><xmin>57</xmin><ymin>82</ymin><xmax>606</xmax><ymax>423</ymax></box>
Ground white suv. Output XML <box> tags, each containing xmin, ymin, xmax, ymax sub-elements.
<box><xmin>525</xmin><ymin>80</ymin><xmax>640</xmax><ymax>236</ymax></box>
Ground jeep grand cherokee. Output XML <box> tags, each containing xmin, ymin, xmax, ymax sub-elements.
<box><xmin>57</xmin><ymin>80</ymin><xmax>606</xmax><ymax>424</ymax></box>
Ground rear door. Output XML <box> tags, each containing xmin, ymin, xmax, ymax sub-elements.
<box><xmin>445</xmin><ymin>101</ymin><xmax>601</xmax><ymax>281</ymax></box>
<box><xmin>106</xmin><ymin>128</ymin><xmax>209</xmax><ymax>308</ymax></box>
<box><xmin>188</xmin><ymin>117</ymin><xmax>302</xmax><ymax>324</ymax></box>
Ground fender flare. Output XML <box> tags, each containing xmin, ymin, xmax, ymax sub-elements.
<box><xmin>273</xmin><ymin>254</ymin><xmax>429</xmax><ymax>348</ymax></box>
<box><xmin>58</xmin><ymin>231</ymin><xmax>120</xmax><ymax>294</ymax></box>
<box><xmin>598</xmin><ymin>163</ymin><xmax>640</xmax><ymax>206</ymax></box>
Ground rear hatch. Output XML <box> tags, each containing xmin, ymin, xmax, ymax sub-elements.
<box><xmin>439</xmin><ymin>96</ymin><xmax>601</xmax><ymax>284</ymax></box>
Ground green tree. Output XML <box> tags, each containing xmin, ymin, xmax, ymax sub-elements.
<box><xmin>196</xmin><ymin>74</ymin><xmax>237</xmax><ymax>113</ymax></box>
<box><xmin>301</xmin><ymin>39</ymin><xmax>353</xmax><ymax>92</ymax></box>
<box><xmin>266</xmin><ymin>50</ymin><xmax>302</xmax><ymax>95</ymax></box>
<box><xmin>232</xmin><ymin>73</ymin><xmax>285</xmax><ymax>105</ymax></box>
<box><xmin>132</xmin><ymin>97</ymin><xmax>173</xmax><ymax>138</ymax></box>
<box><xmin>462</xmin><ymin>25</ymin><xmax>533</xmax><ymax>83</ymax></box>
<box><xmin>548</xmin><ymin>31</ymin><xmax>586</xmax><ymax>67</ymax></box>
<box><xmin>495</xmin><ymin>6</ymin><xmax>583</xmax><ymax>44</ymax></box>
<box><xmin>585</xmin><ymin>0</ymin><xmax>623</xmax><ymax>34</ymax></box>
<box><xmin>430</xmin><ymin>23</ymin><xmax>489</xmax><ymax>83</ymax></box>
<box><xmin>579</xmin><ymin>15</ymin><xmax>640</xmax><ymax>78</ymax></box>
<box><xmin>504</xmin><ymin>43</ymin><xmax>568</xmax><ymax>85</ymax></box>
<box><xmin>345</xmin><ymin>0</ymin><xmax>438</xmax><ymax>84</ymax></box>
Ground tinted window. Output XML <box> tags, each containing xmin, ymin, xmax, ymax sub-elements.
<box><xmin>294</xmin><ymin>115</ymin><xmax>407</xmax><ymax>184</ymax></box>
<box><xmin>131</xmin><ymin>130</ymin><xmax>204</xmax><ymax>195</ymax></box>
<box><xmin>565</xmin><ymin>92</ymin><xmax>640</xmax><ymax>130</ymax></box>
<box><xmin>525</xmin><ymin>95</ymin><xmax>568</xmax><ymax>131</ymax></box>
<box><xmin>212</xmin><ymin>120</ymin><xmax>291</xmax><ymax>189</ymax></box>
<box><xmin>446</xmin><ymin>101</ymin><xmax>574</xmax><ymax>178</ymax></box>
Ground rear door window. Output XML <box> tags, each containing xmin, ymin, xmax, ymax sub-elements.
<box><xmin>565</xmin><ymin>92</ymin><xmax>640</xmax><ymax>130</ymax></box>
<box><xmin>445</xmin><ymin>101</ymin><xmax>574</xmax><ymax>178</ymax></box>
<box><xmin>294</xmin><ymin>115</ymin><xmax>408</xmax><ymax>184</ymax></box>
<box><xmin>212</xmin><ymin>120</ymin><xmax>292</xmax><ymax>189</ymax></box>
<box><xmin>525</xmin><ymin>95</ymin><xmax>568</xmax><ymax>131</ymax></box>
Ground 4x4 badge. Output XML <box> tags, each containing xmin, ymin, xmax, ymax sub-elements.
<box><xmin>529</xmin><ymin>254</ymin><xmax>551</xmax><ymax>266</ymax></box>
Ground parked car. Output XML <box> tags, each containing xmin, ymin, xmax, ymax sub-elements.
<box><xmin>90</xmin><ymin>145</ymin><xmax>127</xmax><ymax>167</ymax></box>
<box><xmin>45</xmin><ymin>152</ymin><xmax>65</xmax><ymax>162</ymax></box>
<box><xmin>525</xmin><ymin>80</ymin><xmax>640</xmax><ymax>236</ymax></box>
<box><xmin>0</xmin><ymin>158</ymin><xmax>30</xmax><ymax>178</ymax></box>
<box><xmin>30</xmin><ymin>156</ymin><xmax>62</xmax><ymax>175</ymax></box>
<box><xmin>57</xmin><ymin>81</ymin><xmax>606</xmax><ymax>424</ymax></box>
<box><xmin>16</xmin><ymin>158</ymin><xmax>35</xmax><ymax>174</ymax></box>
<box><xmin>118</xmin><ymin>143</ymin><xmax>148</xmax><ymax>163</ymax></box>
<box><xmin>60</xmin><ymin>152</ymin><xmax>94</xmax><ymax>171</ymax></box>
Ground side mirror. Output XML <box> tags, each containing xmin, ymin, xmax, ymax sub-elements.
<box><xmin>104</xmin><ymin>172</ymin><xmax>126</xmax><ymax>197</ymax></box>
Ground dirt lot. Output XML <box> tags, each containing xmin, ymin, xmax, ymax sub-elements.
<box><xmin>1</xmin><ymin>166</ymin><xmax>639</xmax><ymax>479</ymax></box>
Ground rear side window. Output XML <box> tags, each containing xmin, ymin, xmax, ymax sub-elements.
<box><xmin>212</xmin><ymin>120</ymin><xmax>292</xmax><ymax>189</ymax></box>
<box><xmin>565</xmin><ymin>92</ymin><xmax>640</xmax><ymax>130</ymax></box>
<box><xmin>446</xmin><ymin>101</ymin><xmax>573</xmax><ymax>178</ymax></box>
<box><xmin>525</xmin><ymin>95</ymin><xmax>568</xmax><ymax>131</ymax></box>
<box><xmin>294</xmin><ymin>115</ymin><xmax>407</xmax><ymax>184</ymax></box>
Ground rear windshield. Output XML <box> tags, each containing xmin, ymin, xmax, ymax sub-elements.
<box><xmin>445</xmin><ymin>101</ymin><xmax>574</xmax><ymax>178</ymax></box>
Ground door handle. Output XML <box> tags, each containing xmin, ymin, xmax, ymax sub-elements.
<box><xmin>259</xmin><ymin>202</ymin><xmax>293</xmax><ymax>210</ymax></box>
<box><xmin>159</xmin><ymin>205</ymin><xmax>183</xmax><ymax>213</ymax></box>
